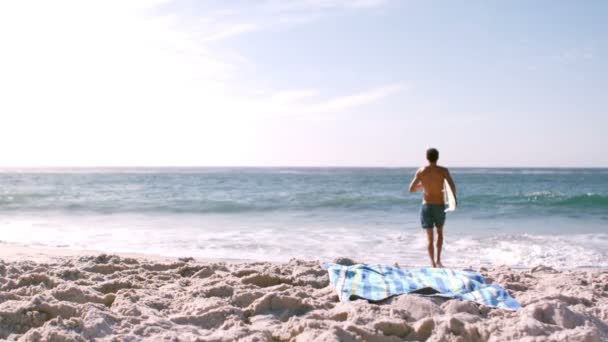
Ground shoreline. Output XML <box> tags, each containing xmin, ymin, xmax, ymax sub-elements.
<box><xmin>0</xmin><ymin>241</ymin><xmax>255</xmax><ymax>264</ymax></box>
<box><xmin>2</xmin><ymin>241</ymin><xmax>607</xmax><ymax>272</ymax></box>
<box><xmin>0</xmin><ymin>246</ymin><xmax>606</xmax><ymax>340</ymax></box>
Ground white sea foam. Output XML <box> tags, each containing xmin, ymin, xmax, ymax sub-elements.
<box><xmin>445</xmin><ymin>234</ymin><xmax>608</xmax><ymax>269</ymax></box>
<box><xmin>1</xmin><ymin>214</ymin><xmax>606</xmax><ymax>269</ymax></box>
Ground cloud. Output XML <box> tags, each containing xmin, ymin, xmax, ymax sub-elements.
<box><xmin>200</xmin><ymin>23</ymin><xmax>260</xmax><ymax>42</ymax></box>
<box><xmin>163</xmin><ymin>0</ymin><xmax>395</xmax><ymax>43</ymax></box>
<box><xmin>265</xmin><ymin>0</ymin><xmax>390</xmax><ymax>11</ymax></box>
<box><xmin>302</xmin><ymin>83</ymin><xmax>407</xmax><ymax>114</ymax></box>
<box><xmin>0</xmin><ymin>0</ymin><xmax>404</xmax><ymax>166</ymax></box>
<box><xmin>553</xmin><ymin>46</ymin><xmax>595</xmax><ymax>64</ymax></box>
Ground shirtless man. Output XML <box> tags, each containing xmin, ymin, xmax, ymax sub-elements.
<box><xmin>409</xmin><ymin>148</ymin><xmax>457</xmax><ymax>268</ymax></box>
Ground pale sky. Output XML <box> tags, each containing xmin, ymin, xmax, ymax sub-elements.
<box><xmin>0</xmin><ymin>0</ymin><xmax>606</xmax><ymax>167</ymax></box>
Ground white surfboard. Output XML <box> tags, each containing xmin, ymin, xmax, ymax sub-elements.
<box><xmin>444</xmin><ymin>179</ymin><xmax>456</xmax><ymax>212</ymax></box>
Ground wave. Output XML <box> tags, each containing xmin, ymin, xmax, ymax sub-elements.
<box><xmin>0</xmin><ymin>192</ymin><xmax>417</xmax><ymax>214</ymax></box>
<box><xmin>1</xmin><ymin>214</ymin><xmax>606</xmax><ymax>269</ymax></box>
<box><xmin>446</xmin><ymin>233</ymin><xmax>608</xmax><ymax>269</ymax></box>
<box><xmin>1</xmin><ymin>191</ymin><xmax>607</xmax><ymax>214</ymax></box>
<box><xmin>553</xmin><ymin>194</ymin><xmax>608</xmax><ymax>208</ymax></box>
<box><xmin>461</xmin><ymin>192</ymin><xmax>608</xmax><ymax>209</ymax></box>
<box><xmin>519</xmin><ymin>192</ymin><xmax>608</xmax><ymax>209</ymax></box>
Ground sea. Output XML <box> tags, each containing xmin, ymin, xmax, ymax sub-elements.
<box><xmin>0</xmin><ymin>167</ymin><xmax>606</xmax><ymax>269</ymax></box>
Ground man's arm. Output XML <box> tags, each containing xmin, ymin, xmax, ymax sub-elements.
<box><xmin>409</xmin><ymin>170</ymin><xmax>422</xmax><ymax>192</ymax></box>
<box><xmin>445</xmin><ymin>169</ymin><xmax>457</xmax><ymax>204</ymax></box>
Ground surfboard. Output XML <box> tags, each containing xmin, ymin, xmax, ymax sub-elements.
<box><xmin>444</xmin><ymin>179</ymin><xmax>456</xmax><ymax>212</ymax></box>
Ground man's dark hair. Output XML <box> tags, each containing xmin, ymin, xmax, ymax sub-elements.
<box><xmin>426</xmin><ymin>148</ymin><xmax>439</xmax><ymax>163</ymax></box>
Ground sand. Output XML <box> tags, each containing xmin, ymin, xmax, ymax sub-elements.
<box><xmin>0</xmin><ymin>245</ymin><xmax>607</xmax><ymax>341</ymax></box>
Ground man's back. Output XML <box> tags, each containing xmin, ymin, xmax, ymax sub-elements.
<box><xmin>417</xmin><ymin>165</ymin><xmax>449</xmax><ymax>205</ymax></box>
<box><xmin>409</xmin><ymin>148</ymin><xmax>457</xmax><ymax>268</ymax></box>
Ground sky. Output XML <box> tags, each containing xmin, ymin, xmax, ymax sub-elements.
<box><xmin>0</xmin><ymin>0</ymin><xmax>606</xmax><ymax>167</ymax></box>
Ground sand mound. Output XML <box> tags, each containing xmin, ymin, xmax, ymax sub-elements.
<box><xmin>0</xmin><ymin>255</ymin><xmax>606</xmax><ymax>341</ymax></box>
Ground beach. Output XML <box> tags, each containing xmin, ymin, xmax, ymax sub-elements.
<box><xmin>1</xmin><ymin>168</ymin><xmax>607</xmax><ymax>340</ymax></box>
<box><xmin>0</xmin><ymin>243</ymin><xmax>607</xmax><ymax>341</ymax></box>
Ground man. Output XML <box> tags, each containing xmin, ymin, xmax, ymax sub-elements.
<box><xmin>409</xmin><ymin>148</ymin><xmax>457</xmax><ymax>268</ymax></box>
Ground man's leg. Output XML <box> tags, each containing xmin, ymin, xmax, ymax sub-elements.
<box><xmin>435</xmin><ymin>225</ymin><xmax>443</xmax><ymax>268</ymax></box>
<box><xmin>425</xmin><ymin>228</ymin><xmax>436</xmax><ymax>268</ymax></box>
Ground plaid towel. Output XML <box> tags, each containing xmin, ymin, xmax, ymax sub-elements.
<box><xmin>323</xmin><ymin>263</ymin><xmax>520</xmax><ymax>311</ymax></box>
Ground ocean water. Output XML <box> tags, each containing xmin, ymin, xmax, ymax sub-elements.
<box><xmin>0</xmin><ymin>167</ymin><xmax>606</xmax><ymax>269</ymax></box>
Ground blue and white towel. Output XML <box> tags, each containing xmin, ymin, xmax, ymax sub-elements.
<box><xmin>323</xmin><ymin>263</ymin><xmax>520</xmax><ymax>311</ymax></box>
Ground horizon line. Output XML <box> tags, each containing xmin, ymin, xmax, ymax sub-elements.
<box><xmin>0</xmin><ymin>165</ymin><xmax>606</xmax><ymax>169</ymax></box>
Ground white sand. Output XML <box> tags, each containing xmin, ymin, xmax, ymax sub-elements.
<box><xmin>0</xmin><ymin>244</ymin><xmax>607</xmax><ymax>341</ymax></box>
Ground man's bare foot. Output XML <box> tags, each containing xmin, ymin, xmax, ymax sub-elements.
<box><xmin>430</xmin><ymin>261</ymin><xmax>436</xmax><ymax>268</ymax></box>
<box><xmin>436</xmin><ymin>261</ymin><xmax>444</xmax><ymax>268</ymax></box>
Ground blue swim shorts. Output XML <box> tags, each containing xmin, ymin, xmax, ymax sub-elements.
<box><xmin>420</xmin><ymin>204</ymin><xmax>446</xmax><ymax>229</ymax></box>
